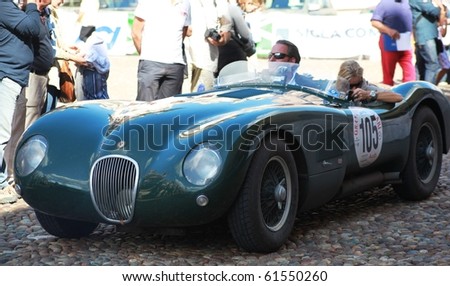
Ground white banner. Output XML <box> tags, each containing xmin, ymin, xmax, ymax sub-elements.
<box><xmin>57</xmin><ymin>7</ymin><xmax>382</xmax><ymax>59</ymax></box>
<box><xmin>254</xmin><ymin>10</ymin><xmax>381</xmax><ymax>59</ymax></box>
<box><xmin>58</xmin><ymin>8</ymin><xmax>136</xmax><ymax>56</ymax></box>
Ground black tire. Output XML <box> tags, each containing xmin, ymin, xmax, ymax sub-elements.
<box><xmin>228</xmin><ymin>137</ymin><xmax>299</xmax><ymax>252</ymax></box>
<box><xmin>35</xmin><ymin>210</ymin><xmax>99</xmax><ymax>238</ymax></box>
<box><xmin>394</xmin><ymin>106</ymin><xmax>443</xmax><ymax>200</ymax></box>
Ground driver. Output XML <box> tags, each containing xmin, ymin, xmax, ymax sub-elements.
<box><xmin>268</xmin><ymin>39</ymin><xmax>300</xmax><ymax>63</ymax></box>
<box><xmin>336</xmin><ymin>60</ymin><xmax>403</xmax><ymax>105</ymax></box>
<box><xmin>268</xmin><ymin>40</ymin><xmax>327</xmax><ymax>89</ymax></box>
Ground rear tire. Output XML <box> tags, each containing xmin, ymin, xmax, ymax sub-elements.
<box><xmin>35</xmin><ymin>210</ymin><xmax>99</xmax><ymax>238</ymax></box>
<box><xmin>394</xmin><ymin>106</ymin><xmax>443</xmax><ymax>200</ymax></box>
<box><xmin>228</xmin><ymin>137</ymin><xmax>299</xmax><ymax>252</ymax></box>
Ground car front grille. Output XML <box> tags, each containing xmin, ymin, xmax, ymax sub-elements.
<box><xmin>90</xmin><ymin>155</ymin><xmax>139</xmax><ymax>224</ymax></box>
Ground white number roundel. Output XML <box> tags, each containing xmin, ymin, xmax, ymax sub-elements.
<box><xmin>350</xmin><ymin>107</ymin><xmax>383</xmax><ymax>168</ymax></box>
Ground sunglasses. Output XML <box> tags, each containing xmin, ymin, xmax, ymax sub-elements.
<box><xmin>268</xmin><ymin>52</ymin><xmax>289</xmax><ymax>59</ymax></box>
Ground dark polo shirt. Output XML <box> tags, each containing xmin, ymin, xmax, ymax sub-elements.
<box><xmin>0</xmin><ymin>1</ymin><xmax>40</xmax><ymax>87</ymax></box>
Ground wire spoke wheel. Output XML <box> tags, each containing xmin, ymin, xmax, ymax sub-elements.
<box><xmin>260</xmin><ymin>157</ymin><xmax>291</xmax><ymax>231</ymax></box>
<box><xmin>228</xmin><ymin>137</ymin><xmax>299</xmax><ymax>252</ymax></box>
<box><xmin>395</xmin><ymin>107</ymin><xmax>442</xmax><ymax>201</ymax></box>
<box><xmin>415</xmin><ymin>123</ymin><xmax>438</xmax><ymax>183</ymax></box>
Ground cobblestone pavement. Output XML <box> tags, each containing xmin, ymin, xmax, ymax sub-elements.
<box><xmin>1</xmin><ymin>57</ymin><xmax>450</xmax><ymax>266</ymax></box>
<box><xmin>1</xmin><ymin>157</ymin><xmax>450</xmax><ymax>266</ymax></box>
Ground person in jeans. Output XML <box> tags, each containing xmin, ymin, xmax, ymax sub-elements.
<box><xmin>0</xmin><ymin>0</ymin><xmax>41</xmax><ymax>204</ymax></box>
<box><xmin>410</xmin><ymin>0</ymin><xmax>446</xmax><ymax>83</ymax></box>
<box><xmin>132</xmin><ymin>0</ymin><xmax>191</xmax><ymax>101</ymax></box>
<box><xmin>70</xmin><ymin>28</ymin><xmax>110</xmax><ymax>100</ymax></box>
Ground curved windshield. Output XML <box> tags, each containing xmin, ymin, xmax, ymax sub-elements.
<box><xmin>215</xmin><ymin>61</ymin><xmax>349</xmax><ymax>105</ymax></box>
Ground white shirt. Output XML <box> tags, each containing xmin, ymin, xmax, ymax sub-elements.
<box><xmin>187</xmin><ymin>0</ymin><xmax>231</xmax><ymax>72</ymax></box>
<box><xmin>78</xmin><ymin>0</ymin><xmax>100</xmax><ymax>27</ymax></box>
<box><xmin>135</xmin><ymin>0</ymin><xmax>191</xmax><ymax>65</ymax></box>
<box><xmin>82</xmin><ymin>32</ymin><xmax>110</xmax><ymax>74</ymax></box>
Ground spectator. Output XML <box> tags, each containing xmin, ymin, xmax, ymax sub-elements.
<box><xmin>238</xmin><ymin>0</ymin><xmax>263</xmax><ymax>13</ymax></box>
<box><xmin>47</xmin><ymin>0</ymin><xmax>77</xmax><ymax>104</ymax></box>
<box><xmin>238</xmin><ymin>0</ymin><xmax>263</xmax><ymax>44</ymax></box>
<box><xmin>187</xmin><ymin>0</ymin><xmax>232</xmax><ymax>92</ymax></box>
<box><xmin>3</xmin><ymin>0</ymin><xmax>53</xmax><ymax>203</ymax></box>
<box><xmin>25</xmin><ymin>0</ymin><xmax>55</xmax><ymax>126</ymax></box>
<box><xmin>410</xmin><ymin>0</ymin><xmax>446</xmax><ymax>83</ymax></box>
<box><xmin>48</xmin><ymin>0</ymin><xmax>74</xmax><ymax>64</ymax></box>
<box><xmin>70</xmin><ymin>28</ymin><xmax>110</xmax><ymax>100</ymax></box>
<box><xmin>0</xmin><ymin>0</ymin><xmax>41</xmax><ymax>204</ymax></box>
<box><xmin>335</xmin><ymin>60</ymin><xmax>403</xmax><ymax>105</ymax></box>
<box><xmin>131</xmin><ymin>0</ymin><xmax>191</xmax><ymax>101</ymax></box>
<box><xmin>371</xmin><ymin>0</ymin><xmax>415</xmax><ymax>86</ymax></box>
<box><xmin>436</xmin><ymin>3</ymin><xmax>450</xmax><ymax>84</ymax></box>
<box><xmin>76</xmin><ymin>0</ymin><xmax>99</xmax><ymax>42</ymax></box>
<box><xmin>217</xmin><ymin>0</ymin><xmax>254</xmax><ymax>74</ymax></box>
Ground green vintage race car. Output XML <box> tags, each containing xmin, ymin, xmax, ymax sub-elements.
<box><xmin>14</xmin><ymin>62</ymin><xmax>450</xmax><ymax>253</ymax></box>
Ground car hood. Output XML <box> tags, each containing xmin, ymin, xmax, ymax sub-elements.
<box><xmin>47</xmin><ymin>86</ymin><xmax>322</xmax><ymax>128</ymax></box>
<box><xmin>22</xmin><ymin>86</ymin><xmax>328</xmax><ymax>158</ymax></box>
<box><xmin>18</xmin><ymin>86</ymin><xmax>327</xmax><ymax>200</ymax></box>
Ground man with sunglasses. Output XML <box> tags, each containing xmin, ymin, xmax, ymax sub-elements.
<box><xmin>336</xmin><ymin>60</ymin><xmax>403</xmax><ymax>105</ymax></box>
<box><xmin>268</xmin><ymin>39</ymin><xmax>331</xmax><ymax>89</ymax></box>
<box><xmin>268</xmin><ymin>39</ymin><xmax>300</xmax><ymax>63</ymax></box>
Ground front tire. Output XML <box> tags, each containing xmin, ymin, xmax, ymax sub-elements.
<box><xmin>35</xmin><ymin>210</ymin><xmax>99</xmax><ymax>238</ymax></box>
<box><xmin>394</xmin><ymin>106</ymin><xmax>443</xmax><ymax>200</ymax></box>
<box><xmin>228</xmin><ymin>137</ymin><xmax>299</xmax><ymax>252</ymax></box>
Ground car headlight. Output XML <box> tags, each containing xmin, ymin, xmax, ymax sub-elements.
<box><xmin>183</xmin><ymin>143</ymin><xmax>222</xmax><ymax>186</ymax></box>
<box><xmin>15</xmin><ymin>135</ymin><xmax>48</xmax><ymax>176</ymax></box>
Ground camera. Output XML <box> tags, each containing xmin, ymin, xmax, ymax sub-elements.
<box><xmin>204</xmin><ymin>28</ymin><xmax>221</xmax><ymax>41</ymax></box>
<box><xmin>346</xmin><ymin>90</ymin><xmax>354</xmax><ymax>101</ymax></box>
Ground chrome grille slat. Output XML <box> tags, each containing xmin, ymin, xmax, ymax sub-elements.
<box><xmin>90</xmin><ymin>155</ymin><xmax>139</xmax><ymax>224</ymax></box>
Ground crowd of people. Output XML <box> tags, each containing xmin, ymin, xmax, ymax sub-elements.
<box><xmin>370</xmin><ymin>0</ymin><xmax>450</xmax><ymax>86</ymax></box>
<box><xmin>0</xmin><ymin>0</ymin><xmax>447</xmax><ymax>204</ymax></box>
<box><xmin>0</xmin><ymin>0</ymin><xmax>109</xmax><ymax>204</ymax></box>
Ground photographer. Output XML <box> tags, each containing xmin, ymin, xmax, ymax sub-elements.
<box><xmin>187</xmin><ymin>0</ymin><xmax>232</xmax><ymax>92</ymax></box>
<box><xmin>336</xmin><ymin>60</ymin><xmax>403</xmax><ymax>105</ymax></box>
